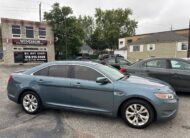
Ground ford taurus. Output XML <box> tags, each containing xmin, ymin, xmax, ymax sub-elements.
<box><xmin>7</xmin><ymin>61</ymin><xmax>178</xmax><ymax>128</ymax></box>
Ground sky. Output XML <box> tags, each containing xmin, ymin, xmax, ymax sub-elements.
<box><xmin>0</xmin><ymin>0</ymin><xmax>190</xmax><ymax>34</ymax></box>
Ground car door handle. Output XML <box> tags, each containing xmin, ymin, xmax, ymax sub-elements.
<box><xmin>171</xmin><ymin>73</ymin><xmax>181</xmax><ymax>78</ymax></box>
<box><xmin>146</xmin><ymin>70</ymin><xmax>150</xmax><ymax>73</ymax></box>
<box><xmin>73</xmin><ymin>82</ymin><xmax>81</xmax><ymax>87</ymax></box>
<box><xmin>36</xmin><ymin>79</ymin><xmax>50</xmax><ymax>83</ymax></box>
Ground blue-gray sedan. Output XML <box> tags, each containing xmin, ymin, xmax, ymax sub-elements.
<box><xmin>7</xmin><ymin>61</ymin><xmax>178</xmax><ymax>128</ymax></box>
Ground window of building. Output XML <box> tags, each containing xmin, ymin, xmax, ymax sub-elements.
<box><xmin>12</xmin><ymin>25</ymin><xmax>21</xmax><ymax>38</ymax></box>
<box><xmin>73</xmin><ymin>65</ymin><xmax>103</xmax><ymax>81</ymax></box>
<box><xmin>127</xmin><ymin>39</ymin><xmax>132</xmax><ymax>43</ymax></box>
<box><xmin>39</xmin><ymin>27</ymin><xmax>46</xmax><ymax>39</ymax></box>
<box><xmin>177</xmin><ymin>42</ymin><xmax>188</xmax><ymax>51</ymax></box>
<box><xmin>170</xmin><ymin>60</ymin><xmax>190</xmax><ymax>70</ymax></box>
<box><xmin>147</xmin><ymin>44</ymin><xmax>155</xmax><ymax>51</ymax></box>
<box><xmin>14</xmin><ymin>52</ymin><xmax>24</xmax><ymax>63</ymax></box>
<box><xmin>119</xmin><ymin>41</ymin><xmax>124</xmax><ymax>45</ymax></box>
<box><xmin>130</xmin><ymin>45</ymin><xmax>143</xmax><ymax>52</ymax></box>
<box><xmin>133</xmin><ymin>45</ymin><xmax>140</xmax><ymax>51</ymax></box>
<box><xmin>26</xmin><ymin>26</ymin><xmax>34</xmax><ymax>38</ymax></box>
<box><xmin>144</xmin><ymin>59</ymin><xmax>167</xmax><ymax>68</ymax></box>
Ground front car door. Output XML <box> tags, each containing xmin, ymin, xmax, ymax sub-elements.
<box><xmin>169</xmin><ymin>59</ymin><xmax>190</xmax><ymax>92</ymax></box>
<box><xmin>69</xmin><ymin>65</ymin><xmax>114</xmax><ymax>114</ymax></box>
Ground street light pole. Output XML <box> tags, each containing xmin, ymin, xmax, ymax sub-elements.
<box><xmin>39</xmin><ymin>2</ymin><xmax>42</xmax><ymax>22</ymax></box>
<box><xmin>188</xmin><ymin>19</ymin><xmax>190</xmax><ymax>58</ymax></box>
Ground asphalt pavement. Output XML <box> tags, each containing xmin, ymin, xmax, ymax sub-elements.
<box><xmin>0</xmin><ymin>65</ymin><xmax>190</xmax><ymax>138</ymax></box>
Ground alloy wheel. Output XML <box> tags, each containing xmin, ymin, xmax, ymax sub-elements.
<box><xmin>23</xmin><ymin>94</ymin><xmax>38</xmax><ymax>113</ymax></box>
<box><xmin>125</xmin><ymin>104</ymin><xmax>150</xmax><ymax>126</ymax></box>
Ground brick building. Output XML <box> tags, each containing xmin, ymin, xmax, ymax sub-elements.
<box><xmin>1</xmin><ymin>18</ymin><xmax>55</xmax><ymax>65</ymax></box>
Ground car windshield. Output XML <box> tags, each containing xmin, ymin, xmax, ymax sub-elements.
<box><xmin>97</xmin><ymin>64</ymin><xmax>125</xmax><ymax>81</ymax></box>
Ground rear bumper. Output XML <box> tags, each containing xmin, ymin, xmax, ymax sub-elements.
<box><xmin>7</xmin><ymin>84</ymin><xmax>20</xmax><ymax>103</ymax></box>
<box><xmin>155</xmin><ymin>98</ymin><xmax>179</xmax><ymax>121</ymax></box>
<box><xmin>7</xmin><ymin>92</ymin><xmax>19</xmax><ymax>103</ymax></box>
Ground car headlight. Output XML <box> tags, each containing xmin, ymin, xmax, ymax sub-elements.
<box><xmin>155</xmin><ymin>93</ymin><xmax>174</xmax><ymax>100</ymax></box>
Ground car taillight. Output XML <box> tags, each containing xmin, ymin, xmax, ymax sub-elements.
<box><xmin>8</xmin><ymin>75</ymin><xmax>13</xmax><ymax>84</ymax></box>
<box><xmin>120</xmin><ymin>68</ymin><xmax>127</xmax><ymax>73</ymax></box>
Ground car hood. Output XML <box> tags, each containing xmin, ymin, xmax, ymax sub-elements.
<box><xmin>124</xmin><ymin>75</ymin><xmax>167</xmax><ymax>87</ymax></box>
<box><xmin>119</xmin><ymin>75</ymin><xmax>174</xmax><ymax>92</ymax></box>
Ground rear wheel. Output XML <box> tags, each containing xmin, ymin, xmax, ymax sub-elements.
<box><xmin>21</xmin><ymin>91</ymin><xmax>42</xmax><ymax>114</ymax></box>
<box><xmin>121</xmin><ymin>99</ymin><xmax>154</xmax><ymax>129</ymax></box>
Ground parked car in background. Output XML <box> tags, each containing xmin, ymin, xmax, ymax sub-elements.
<box><xmin>98</xmin><ymin>53</ymin><xmax>124</xmax><ymax>60</ymax></box>
<box><xmin>98</xmin><ymin>55</ymin><xmax>133</xmax><ymax>73</ymax></box>
<box><xmin>7</xmin><ymin>61</ymin><xmax>178</xmax><ymax>129</ymax></box>
<box><xmin>127</xmin><ymin>58</ymin><xmax>190</xmax><ymax>92</ymax></box>
<box><xmin>183</xmin><ymin>58</ymin><xmax>190</xmax><ymax>63</ymax></box>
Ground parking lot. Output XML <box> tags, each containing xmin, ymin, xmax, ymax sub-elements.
<box><xmin>0</xmin><ymin>65</ymin><xmax>190</xmax><ymax>138</ymax></box>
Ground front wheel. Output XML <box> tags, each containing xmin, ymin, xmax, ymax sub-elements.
<box><xmin>21</xmin><ymin>91</ymin><xmax>42</xmax><ymax>114</ymax></box>
<box><xmin>121</xmin><ymin>99</ymin><xmax>154</xmax><ymax>129</ymax></box>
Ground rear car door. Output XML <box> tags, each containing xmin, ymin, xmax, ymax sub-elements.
<box><xmin>169</xmin><ymin>59</ymin><xmax>190</xmax><ymax>92</ymax></box>
<box><xmin>138</xmin><ymin>59</ymin><xmax>171</xmax><ymax>83</ymax></box>
<box><xmin>69</xmin><ymin>65</ymin><xmax>114</xmax><ymax>113</ymax></box>
<box><xmin>33</xmin><ymin>65</ymin><xmax>72</xmax><ymax>107</ymax></box>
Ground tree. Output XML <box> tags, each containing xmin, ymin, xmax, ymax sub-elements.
<box><xmin>44</xmin><ymin>3</ymin><xmax>84</xmax><ymax>59</ymax></box>
<box><xmin>94</xmin><ymin>8</ymin><xmax>137</xmax><ymax>50</ymax></box>
<box><xmin>78</xmin><ymin>15</ymin><xmax>94</xmax><ymax>45</ymax></box>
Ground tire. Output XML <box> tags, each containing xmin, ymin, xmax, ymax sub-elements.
<box><xmin>121</xmin><ymin>99</ymin><xmax>154</xmax><ymax>129</ymax></box>
<box><xmin>21</xmin><ymin>91</ymin><xmax>42</xmax><ymax>114</ymax></box>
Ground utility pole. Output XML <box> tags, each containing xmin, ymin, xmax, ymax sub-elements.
<box><xmin>39</xmin><ymin>2</ymin><xmax>42</xmax><ymax>22</ymax></box>
<box><xmin>188</xmin><ymin>19</ymin><xmax>190</xmax><ymax>57</ymax></box>
<box><xmin>65</xmin><ymin>17</ymin><xmax>68</xmax><ymax>59</ymax></box>
<box><xmin>171</xmin><ymin>25</ymin><xmax>173</xmax><ymax>31</ymax></box>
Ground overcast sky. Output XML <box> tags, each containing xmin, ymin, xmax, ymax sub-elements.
<box><xmin>0</xmin><ymin>0</ymin><xmax>190</xmax><ymax>34</ymax></box>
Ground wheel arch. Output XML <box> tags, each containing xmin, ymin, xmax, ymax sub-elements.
<box><xmin>18</xmin><ymin>88</ymin><xmax>41</xmax><ymax>104</ymax></box>
<box><xmin>117</xmin><ymin>96</ymin><xmax>157</xmax><ymax>120</ymax></box>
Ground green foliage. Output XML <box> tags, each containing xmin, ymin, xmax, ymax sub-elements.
<box><xmin>93</xmin><ymin>8</ymin><xmax>138</xmax><ymax>50</ymax></box>
<box><xmin>44</xmin><ymin>3</ymin><xmax>138</xmax><ymax>59</ymax></box>
<box><xmin>78</xmin><ymin>15</ymin><xmax>94</xmax><ymax>45</ymax></box>
<box><xmin>44</xmin><ymin>3</ymin><xmax>84</xmax><ymax>60</ymax></box>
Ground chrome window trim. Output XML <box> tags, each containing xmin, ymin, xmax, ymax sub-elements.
<box><xmin>30</xmin><ymin>63</ymin><xmax>114</xmax><ymax>83</ymax></box>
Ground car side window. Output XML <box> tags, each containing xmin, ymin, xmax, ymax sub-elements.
<box><xmin>170</xmin><ymin>60</ymin><xmax>190</xmax><ymax>70</ymax></box>
<box><xmin>33</xmin><ymin>67</ymin><xmax>49</xmax><ymax>76</ymax></box>
<box><xmin>144</xmin><ymin>59</ymin><xmax>167</xmax><ymax>68</ymax></box>
<box><xmin>73</xmin><ymin>65</ymin><xmax>103</xmax><ymax>81</ymax></box>
<box><xmin>118</xmin><ymin>59</ymin><xmax>131</xmax><ymax>65</ymax></box>
<box><xmin>48</xmin><ymin>65</ymin><xmax>70</xmax><ymax>78</ymax></box>
<box><xmin>107</xmin><ymin>58</ymin><xmax>116</xmax><ymax>64</ymax></box>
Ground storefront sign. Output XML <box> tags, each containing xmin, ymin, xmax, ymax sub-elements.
<box><xmin>14</xmin><ymin>51</ymin><xmax>47</xmax><ymax>63</ymax></box>
<box><xmin>12</xmin><ymin>39</ymin><xmax>47</xmax><ymax>46</ymax></box>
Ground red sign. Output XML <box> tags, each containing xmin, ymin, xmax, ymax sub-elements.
<box><xmin>12</xmin><ymin>39</ymin><xmax>47</xmax><ymax>46</ymax></box>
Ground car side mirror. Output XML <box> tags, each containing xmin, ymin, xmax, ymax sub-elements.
<box><xmin>96</xmin><ymin>77</ymin><xmax>109</xmax><ymax>84</ymax></box>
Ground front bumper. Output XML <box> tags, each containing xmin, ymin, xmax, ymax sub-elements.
<box><xmin>155</xmin><ymin>97</ymin><xmax>179</xmax><ymax>121</ymax></box>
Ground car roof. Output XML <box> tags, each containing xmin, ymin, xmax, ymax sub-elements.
<box><xmin>48</xmin><ymin>60</ymin><xmax>99</xmax><ymax>66</ymax></box>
